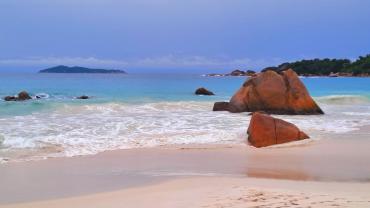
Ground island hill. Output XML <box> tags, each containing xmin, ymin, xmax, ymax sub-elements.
<box><xmin>207</xmin><ymin>54</ymin><xmax>370</xmax><ymax>77</ymax></box>
<box><xmin>39</xmin><ymin>65</ymin><xmax>126</xmax><ymax>74</ymax></box>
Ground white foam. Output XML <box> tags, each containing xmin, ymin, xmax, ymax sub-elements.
<box><xmin>0</xmin><ymin>134</ymin><xmax>4</xmax><ymax>147</ymax></box>
<box><xmin>1</xmin><ymin>100</ymin><xmax>369</xmax><ymax>162</ymax></box>
<box><xmin>33</xmin><ymin>93</ymin><xmax>50</xmax><ymax>99</ymax></box>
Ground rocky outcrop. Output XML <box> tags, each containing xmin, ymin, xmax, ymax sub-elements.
<box><xmin>246</xmin><ymin>70</ymin><xmax>256</xmax><ymax>76</ymax></box>
<box><xmin>195</xmin><ymin>88</ymin><xmax>214</xmax><ymax>96</ymax></box>
<box><xmin>247</xmin><ymin>112</ymin><xmax>309</xmax><ymax>147</ymax></box>
<box><xmin>214</xmin><ymin>69</ymin><xmax>324</xmax><ymax>115</ymax></box>
<box><xmin>206</xmin><ymin>70</ymin><xmax>256</xmax><ymax>77</ymax></box>
<box><xmin>229</xmin><ymin>70</ymin><xmax>246</xmax><ymax>76</ymax></box>
<box><xmin>3</xmin><ymin>91</ymin><xmax>32</xmax><ymax>101</ymax></box>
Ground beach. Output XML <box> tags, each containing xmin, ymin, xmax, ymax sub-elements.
<box><xmin>2</xmin><ymin>1</ymin><xmax>370</xmax><ymax>206</ymax></box>
<box><xmin>2</xmin><ymin>177</ymin><xmax>370</xmax><ymax>208</ymax></box>
<box><xmin>1</xmin><ymin>74</ymin><xmax>370</xmax><ymax>207</ymax></box>
<box><xmin>1</xmin><ymin>125</ymin><xmax>370</xmax><ymax>207</ymax></box>
<box><xmin>1</xmin><ymin>74</ymin><xmax>370</xmax><ymax>163</ymax></box>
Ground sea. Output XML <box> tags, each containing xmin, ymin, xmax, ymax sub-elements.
<box><xmin>0</xmin><ymin>72</ymin><xmax>370</xmax><ymax>162</ymax></box>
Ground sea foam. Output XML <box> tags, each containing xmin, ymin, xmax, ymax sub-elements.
<box><xmin>0</xmin><ymin>99</ymin><xmax>369</xmax><ymax>162</ymax></box>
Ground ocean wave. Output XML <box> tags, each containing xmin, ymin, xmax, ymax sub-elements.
<box><xmin>0</xmin><ymin>134</ymin><xmax>4</xmax><ymax>147</ymax></box>
<box><xmin>1</xmin><ymin>100</ymin><xmax>370</xmax><ymax>162</ymax></box>
<box><xmin>315</xmin><ymin>95</ymin><xmax>370</xmax><ymax>105</ymax></box>
<box><xmin>0</xmin><ymin>102</ymin><xmax>247</xmax><ymax>160</ymax></box>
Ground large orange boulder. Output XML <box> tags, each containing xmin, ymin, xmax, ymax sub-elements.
<box><xmin>214</xmin><ymin>69</ymin><xmax>324</xmax><ymax>115</ymax></box>
<box><xmin>247</xmin><ymin>112</ymin><xmax>309</xmax><ymax>147</ymax></box>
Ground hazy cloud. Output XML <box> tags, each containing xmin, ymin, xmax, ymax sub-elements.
<box><xmin>0</xmin><ymin>55</ymin><xmax>286</xmax><ymax>70</ymax></box>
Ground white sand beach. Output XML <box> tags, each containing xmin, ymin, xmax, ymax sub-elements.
<box><xmin>1</xmin><ymin>127</ymin><xmax>370</xmax><ymax>207</ymax></box>
<box><xmin>2</xmin><ymin>176</ymin><xmax>370</xmax><ymax>208</ymax></box>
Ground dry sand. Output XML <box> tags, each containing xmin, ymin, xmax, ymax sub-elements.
<box><xmin>1</xmin><ymin>177</ymin><xmax>370</xmax><ymax>208</ymax></box>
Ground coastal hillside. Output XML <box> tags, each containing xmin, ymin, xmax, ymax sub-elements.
<box><xmin>39</xmin><ymin>65</ymin><xmax>126</xmax><ymax>74</ymax></box>
<box><xmin>206</xmin><ymin>54</ymin><xmax>370</xmax><ymax>77</ymax></box>
<box><xmin>278</xmin><ymin>54</ymin><xmax>370</xmax><ymax>76</ymax></box>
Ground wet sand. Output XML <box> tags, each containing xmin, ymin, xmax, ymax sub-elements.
<box><xmin>1</xmin><ymin>131</ymin><xmax>370</xmax><ymax>207</ymax></box>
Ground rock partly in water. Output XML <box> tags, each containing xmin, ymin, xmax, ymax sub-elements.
<box><xmin>247</xmin><ymin>112</ymin><xmax>309</xmax><ymax>147</ymax></box>
<box><xmin>214</xmin><ymin>68</ymin><xmax>324</xmax><ymax>115</ymax></box>
<box><xmin>213</xmin><ymin>102</ymin><xmax>230</xmax><ymax>111</ymax></box>
<box><xmin>4</xmin><ymin>96</ymin><xmax>17</xmax><ymax>101</ymax></box>
<box><xmin>3</xmin><ymin>91</ymin><xmax>32</xmax><ymax>101</ymax></box>
<box><xmin>17</xmin><ymin>91</ymin><xmax>32</xmax><ymax>101</ymax></box>
<box><xmin>195</xmin><ymin>88</ymin><xmax>214</xmax><ymax>96</ymax></box>
<box><xmin>76</xmin><ymin>95</ymin><xmax>90</xmax><ymax>99</ymax></box>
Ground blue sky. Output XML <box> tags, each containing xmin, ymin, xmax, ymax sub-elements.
<box><xmin>1</xmin><ymin>0</ymin><xmax>370</xmax><ymax>73</ymax></box>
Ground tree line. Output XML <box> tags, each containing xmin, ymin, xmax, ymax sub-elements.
<box><xmin>278</xmin><ymin>54</ymin><xmax>370</xmax><ymax>76</ymax></box>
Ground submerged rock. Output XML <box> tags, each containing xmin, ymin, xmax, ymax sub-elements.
<box><xmin>213</xmin><ymin>69</ymin><xmax>324</xmax><ymax>115</ymax></box>
<box><xmin>247</xmin><ymin>112</ymin><xmax>309</xmax><ymax>147</ymax></box>
<box><xmin>195</xmin><ymin>88</ymin><xmax>214</xmax><ymax>96</ymax></box>
<box><xmin>76</xmin><ymin>95</ymin><xmax>90</xmax><ymax>99</ymax></box>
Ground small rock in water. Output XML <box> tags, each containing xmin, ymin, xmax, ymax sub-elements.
<box><xmin>195</xmin><ymin>87</ymin><xmax>214</xmax><ymax>96</ymax></box>
<box><xmin>213</xmin><ymin>102</ymin><xmax>230</xmax><ymax>111</ymax></box>
<box><xmin>3</xmin><ymin>91</ymin><xmax>32</xmax><ymax>101</ymax></box>
<box><xmin>17</xmin><ymin>91</ymin><xmax>32</xmax><ymax>101</ymax></box>
<box><xmin>77</xmin><ymin>95</ymin><xmax>90</xmax><ymax>99</ymax></box>
<box><xmin>3</xmin><ymin>96</ymin><xmax>17</xmax><ymax>101</ymax></box>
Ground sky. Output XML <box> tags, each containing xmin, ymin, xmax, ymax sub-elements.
<box><xmin>1</xmin><ymin>0</ymin><xmax>370</xmax><ymax>73</ymax></box>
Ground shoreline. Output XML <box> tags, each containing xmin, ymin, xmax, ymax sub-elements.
<box><xmin>1</xmin><ymin>133</ymin><xmax>370</xmax><ymax>205</ymax></box>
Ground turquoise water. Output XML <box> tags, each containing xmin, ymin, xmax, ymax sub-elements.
<box><xmin>0</xmin><ymin>73</ymin><xmax>242</xmax><ymax>116</ymax></box>
<box><xmin>1</xmin><ymin>73</ymin><xmax>369</xmax><ymax>116</ymax></box>
<box><xmin>0</xmin><ymin>73</ymin><xmax>370</xmax><ymax>162</ymax></box>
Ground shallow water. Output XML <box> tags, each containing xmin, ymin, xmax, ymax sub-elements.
<box><xmin>0</xmin><ymin>73</ymin><xmax>370</xmax><ymax>162</ymax></box>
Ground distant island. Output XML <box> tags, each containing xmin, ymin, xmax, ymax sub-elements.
<box><xmin>206</xmin><ymin>54</ymin><xmax>370</xmax><ymax>77</ymax></box>
<box><xmin>39</xmin><ymin>65</ymin><xmax>126</xmax><ymax>74</ymax></box>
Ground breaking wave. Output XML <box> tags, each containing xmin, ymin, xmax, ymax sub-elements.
<box><xmin>316</xmin><ymin>95</ymin><xmax>370</xmax><ymax>105</ymax></box>
<box><xmin>0</xmin><ymin>98</ymin><xmax>370</xmax><ymax>162</ymax></box>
